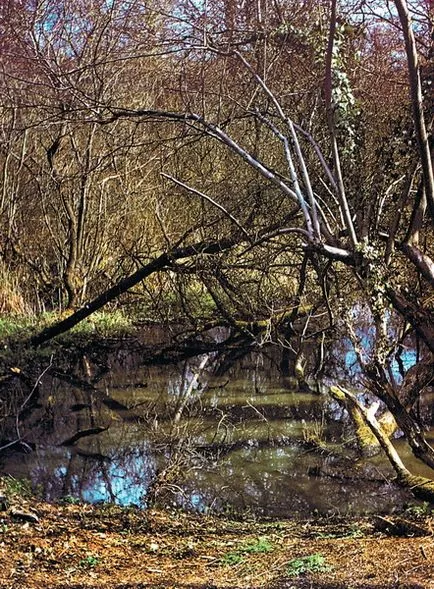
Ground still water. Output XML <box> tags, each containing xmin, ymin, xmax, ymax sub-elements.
<box><xmin>1</xmin><ymin>340</ymin><xmax>432</xmax><ymax>517</ymax></box>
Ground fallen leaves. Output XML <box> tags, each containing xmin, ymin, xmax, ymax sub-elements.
<box><xmin>0</xmin><ymin>501</ymin><xmax>432</xmax><ymax>588</ymax></box>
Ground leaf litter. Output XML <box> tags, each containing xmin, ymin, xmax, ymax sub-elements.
<box><xmin>0</xmin><ymin>498</ymin><xmax>432</xmax><ymax>588</ymax></box>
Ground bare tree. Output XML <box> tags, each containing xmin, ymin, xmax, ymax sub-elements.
<box><xmin>2</xmin><ymin>1</ymin><xmax>433</xmax><ymax>497</ymax></box>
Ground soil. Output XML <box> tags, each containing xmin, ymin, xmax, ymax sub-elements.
<box><xmin>0</xmin><ymin>497</ymin><xmax>433</xmax><ymax>589</ymax></box>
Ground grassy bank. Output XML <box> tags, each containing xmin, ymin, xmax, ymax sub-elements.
<box><xmin>0</xmin><ymin>310</ymin><xmax>141</xmax><ymax>376</ymax></box>
<box><xmin>0</xmin><ymin>310</ymin><xmax>136</xmax><ymax>344</ymax></box>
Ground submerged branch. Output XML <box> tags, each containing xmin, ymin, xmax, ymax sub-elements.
<box><xmin>330</xmin><ymin>385</ymin><xmax>434</xmax><ymax>503</ymax></box>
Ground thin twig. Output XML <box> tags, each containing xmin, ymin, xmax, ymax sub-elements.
<box><xmin>161</xmin><ymin>173</ymin><xmax>252</xmax><ymax>242</ymax></box>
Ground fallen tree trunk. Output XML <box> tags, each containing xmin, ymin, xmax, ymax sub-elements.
<box><xmin>330</xmin><ymin>385</ymin><xmax>434</xmax><ymax>503</ymax></box>
<box><xmin>329</xmin><ymin>386</ymin><xmax>396</xmax><ymax>457</ymax></box>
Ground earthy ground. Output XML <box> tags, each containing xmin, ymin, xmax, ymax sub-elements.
<box><xmin>0</xmin><ymin>497</ymin><xmax>433</xmax><ymax>589</ymax></box>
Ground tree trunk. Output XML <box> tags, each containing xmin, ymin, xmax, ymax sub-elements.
<box><xmin>30</xmin><ymin>237</ymin><xmax>238</xmax><ymax>347</ymax></box>
<box><xmin>331</xmin><ymin>385</ymin><xmax>434</xmax><ymax>503</ymax></box>
<box><xmin>386</xmin><ymin>287</ymin><xmax>434</xmax><ymax>354</ymax></box>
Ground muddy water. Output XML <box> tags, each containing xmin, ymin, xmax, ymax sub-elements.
<box><xmin>1</xmin><ymin>344</ymin><xmax>433</xmax><ymax>517</ymax></box>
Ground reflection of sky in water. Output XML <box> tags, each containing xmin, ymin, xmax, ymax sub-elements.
<box><xmin>391</xmin><ymin>349</ymin><xmax>417</xmax><ymax>380</ymax></box>
<box><xmin>80</xmin><ymin>445</ymin><xmax>156</xmax><ymax>506</ymax></box>
<box><xmin>335</xmin><ymin>306</ymin><xmax>418</xmax><ymax>383</ymax></box>
<box><xmin>188</xmin><ymin>492</ymin><xmax>207</xmax><ymax>513</ymax></box>
<box><xmin>28</xmin><ymin>444</ymin><xmax>156</xmax><ymax>507</ymax></box>
<box><xmin>80</xmin><ymin>461</ymin><xmax>153</xmax><ymax>506</ymax></box>
<box><xmin>2</xmin><ymin>341</ymin><xmax>427</xmax><ymax>518</ymax></box>
<box><xmin>343</xmin><ymin>335</ymin><xmax>416</xmax><ymax>382</ymax></box>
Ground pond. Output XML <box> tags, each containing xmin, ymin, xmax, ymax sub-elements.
<box><xmin>1</xmin><ymin>333</ymin><xmax>433</xmax><ymax>518</ymax></box>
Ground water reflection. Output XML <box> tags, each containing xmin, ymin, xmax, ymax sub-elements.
<box><xmin>0</xmin><ymin>340</ymin><xmax>431</xmax><ymax>517</ymax></box>
<box><xmin>13</xmin><ymin>438</ymin><xmax>157</xmax><ymax>507</ymax></box>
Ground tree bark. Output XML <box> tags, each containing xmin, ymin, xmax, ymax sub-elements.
<box><xmin>386</xmin><ymin>287</ymin><xmax>434</xmax><ymax>354</ymax></box>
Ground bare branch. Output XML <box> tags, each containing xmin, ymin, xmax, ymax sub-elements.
<box><xmin>253</xmin><ymin>112</ymin><xmax>314</xmax><ymax>237</ymax></box>
<box><xmin>107</xmin><ymin>107</ymin><xmax>302</xmax><ymax>207</ymax></box>
<box><xmin>394</xmin><ymin>0</ymin><xmax>434</xmax><ymax>223</ymax></box>
<box><xmin>161</xmin><ymin>173</ymin><xmax>252</xmax><ymax>242</ymax></box>
<box><xmin>234</xmin><ymin>50</ymin><xmax>322</xmax><ymax>240</ymax></box>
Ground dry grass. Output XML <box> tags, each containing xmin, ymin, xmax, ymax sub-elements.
<box><xmin>0</xmin><ymin>263</ymin><xmax>29</xmax><ymax>315</ymax></box>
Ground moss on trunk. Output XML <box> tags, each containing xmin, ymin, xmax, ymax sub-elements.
<box><xmin>330</xmin><ymin>385</ymin><xmax>434</xmax><ymax>504</ymax></box>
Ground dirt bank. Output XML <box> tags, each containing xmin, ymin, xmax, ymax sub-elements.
<box><xmin>0</xmin><ymin>496</ymin><xmax>433</xmax><ymax>589</ymax></box>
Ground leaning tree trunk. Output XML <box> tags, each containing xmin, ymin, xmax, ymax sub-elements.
<box><xmin>30</xmin><ymin>237</ymin><xmax>238</xmax><ymax>347</ymax></box>
<box><xmin>330</xmin><ymin>385</ymin><xmax>434</xmax><ymax>503</ymax></box>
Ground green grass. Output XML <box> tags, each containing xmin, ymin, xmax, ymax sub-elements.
<box><xmin>79</xmin><ymin>555</ymin><xmax>100</xmax><ymax>569</ymax></box>
<box><xmin>2</xmin><ymin>476</ymin><xmax>34</xmax><ymax>499</ymax></box>
<box><xmin>405</xmin><ymin>502</ymin><xmax>433</xmax><ymax>517</ymax></box>
<box><xmin>0</xmin><ymin>309</ymin><xmax>134</xmax><ymax>342</ymax></box>
<box><xmin>60</xmin><ymin>495</ymin><xmax>81</xmax><ymax>505</ymax></box>
<box><xmin>0</xmin><ymin>310</ymin><xmax>138</xmax><ymax>381</ymax></box>
<box><xmin>0</xmin><ymin>310</ymin><xmax>136</xmax><ymax>366</ymax></box>
<box><xmin>0</xmin><ymin>316</ymin><xmax>38</xmax><ymax>339</ymax></box>
<box><xmin>221</xmin><ymin>552</ymin><xmax>245</xmax><ymax>566</ymax></box>
<box><xmin>68</xmin><ymin>310</ymin><xmax>134</xmax><ymax>337</ymax></box>
<box><xmin>286</xmin><ymin>553</ymin><xmax>332</xmax><ymax>577</ymax></box>
<box><xmin>221</xmin><ymin>537</ymin><xmax>274</xmax><ymax>566</ymax></box>
<box><xmin>240</xmin><ymin>537</ymin><xmax>274</xmax><ymax>554</ymax></box>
